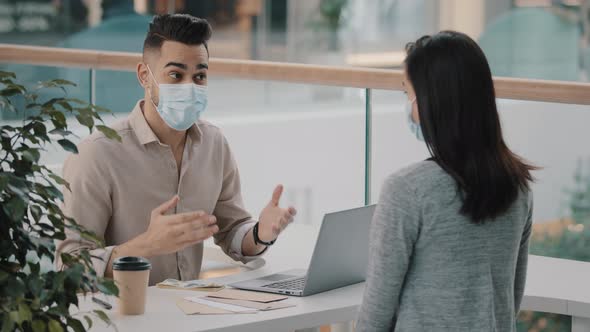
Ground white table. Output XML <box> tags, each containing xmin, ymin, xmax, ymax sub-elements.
<box><xmin>78</xmin><ymin>224</ymin><xmax>590</xmax><ymax>332</ymax></box>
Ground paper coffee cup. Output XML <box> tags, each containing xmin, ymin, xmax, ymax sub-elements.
<box><xmin>113</xmin><ymin>256</ymin><xmax>151</xmax><ymax>315</ymax></box>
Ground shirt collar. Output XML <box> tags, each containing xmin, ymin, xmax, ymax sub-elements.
<box><xmin>129</xmin><ymin>100</ymin><xmax>202</xmax><ymax>146</ymax></box>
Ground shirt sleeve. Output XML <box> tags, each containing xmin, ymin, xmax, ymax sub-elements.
<box><xmin>514</xmin><ymin>192</ymin><xmax>533</xmax><ymax>315</ymax></box>
<box><xmin>212</xmin><ymin>134</ymin><xmax>261</xmax><ymax>263</ymax></box>
<box><xmin>356</xmin><ymin>174</ymin><xmax>420</xmax><ymax>332</ymax></box>
<box><xmin>55</xmin><ymin>139</ymin><xmax>114</xmax><ymax>277</ymax></box>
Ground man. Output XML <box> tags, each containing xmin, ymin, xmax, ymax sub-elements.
<box><xmin>56</xmin><ymin>14</ymin><xmax>297</xmax><ymax>285</ymax></box>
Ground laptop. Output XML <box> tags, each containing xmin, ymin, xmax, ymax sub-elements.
<box><xmin>230</xmin><ymin>205</ymin><xmax>376</xmax><ymax>297</ymax></box>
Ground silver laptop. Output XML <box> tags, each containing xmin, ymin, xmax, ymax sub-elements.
<box><xmin>230</xmin><ymin>205</ymin><xmax>376</xmax><ymax>297</ymax></box>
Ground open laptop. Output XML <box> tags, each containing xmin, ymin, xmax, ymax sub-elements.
<box><xmin>230</xmin><ymin>205</ymin><xmax>376</xmax><ymax>297</ymax></box>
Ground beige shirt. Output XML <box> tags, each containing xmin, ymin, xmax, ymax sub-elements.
<box><xmin>56</xmin><ymin>101</ymin><xmax>257</xmax><ymax>285</ymax></box>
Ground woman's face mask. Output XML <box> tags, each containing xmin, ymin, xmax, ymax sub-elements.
<box><xmin>146</xmin><ymin>65</ymin><xmax>208</xmax><ymax>131</ymax></box>
<box><xmin>405</xmin><ymin>97</ymin><xmax>424</xmax><ymax>142</ymax></box>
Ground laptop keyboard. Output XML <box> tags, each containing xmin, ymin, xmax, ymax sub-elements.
<box><xmin>262</xmin><ymin>277</ymin><xmax>306</xmax><ymax>290</ymax></box>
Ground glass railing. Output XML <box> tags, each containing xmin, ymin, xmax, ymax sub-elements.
<box><xmin>2</xmin><ymin>44</ymin><xmax>590</xmax><ymax>332</ymax></box>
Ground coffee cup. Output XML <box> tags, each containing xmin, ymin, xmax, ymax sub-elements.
<box><xmin>112</xmin><ymin>256</ymin><xmax>151</xmax><ymax>315</ymax></box>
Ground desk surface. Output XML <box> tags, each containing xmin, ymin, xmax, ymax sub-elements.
<box><xmin>79</xmin><ymin>224</ymin><xmax>590</xmax><ymax>332</ymax></box>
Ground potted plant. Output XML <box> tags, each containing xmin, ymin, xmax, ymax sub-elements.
<box><xmin>0</xmin><ymin>70</ymin><xmax>121</xmax><ymax>332</ymax></box>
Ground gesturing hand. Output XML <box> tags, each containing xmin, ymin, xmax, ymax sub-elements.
<box><xmin>140</xmin><ymin>195</ymin><xmax>219</xmax><ymax>256</ymax></box>
<box><xmin>257</xmin><ymin>185</ymin><xmax>297</xmax><ymax>243</ymax></box>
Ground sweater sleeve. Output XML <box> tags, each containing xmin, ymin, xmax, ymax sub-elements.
<box><xmin>356</xmin><ymin>174</ymin><xmax>420</xmax><ymax>331</ymax></box>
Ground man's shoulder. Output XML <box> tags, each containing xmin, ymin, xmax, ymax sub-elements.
<box><xmin>76</xmin><ymin>116</ymin><xmax>135</xmax><ymax>156</ymax></box>
<box><xmin>197</xmin><ymin>119</ymin><xmax>227</xmax><ymax>144</ymax></box>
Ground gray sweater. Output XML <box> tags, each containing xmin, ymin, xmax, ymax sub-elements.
<box><xmin>356</xmin><ymin>161</ymin><xmax>532</xmax><ymax>332</ymax></box>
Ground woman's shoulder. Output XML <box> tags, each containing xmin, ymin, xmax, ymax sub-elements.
<box><xmin>381</xmin><ymin>160</ymin><xmax>447</xmax><ymax>197</ymax></box>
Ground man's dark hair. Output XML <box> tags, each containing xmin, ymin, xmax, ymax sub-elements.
<box><xmin>405</xmin><ymin>31</ymin><xmax>536</xmax><ymax>223</ymax></box>
<box><xmin>143</xmin><ymin>14</ymin><xmax>212</xmax><ymax>56</ymax></box>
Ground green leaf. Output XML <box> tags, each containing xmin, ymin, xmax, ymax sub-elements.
<box><xmin>0</xmin><ymin>71</ymin><xmax>16</xmax><ymax>79</ymax></box>
<box><xmin>48</xmin><ymin>319</ymin><xmax>64</xmax><ymax>332</ymax></box>
<box><xmin>84</xmin><ymin>315</ymin><xmax>93</xmax><ymax>330</ymax></box>
<box><xmin>30</xmin><ymin>205</ymin><xmax>42</xmax><ymax>222</ymax></box>
<box><xmin>31</xmin><ymin>320</ymin><xmax>46</xmax><ymax>332</ymax></box>
<box><xmin>17</xmin><ymin>302</ymin><xmax>32</xmax><ymax>324</ymax></box>
<box><xmin>93</xmin><ymin>310</ymin><xmax>111</xmax><ymax>326</ymax></box>
<box><xmin>3</xmin><ymin>196</ymin><xmax>27</xmax><ymax>221</ymax></box>
<box><xmin>57</xmin><ymin>100</ymin><xmax>73</xmax><ymax>112</ymax></box>
<box><xmin>67</xmin><ymin>318</ymin><xmax>85</xmax><ymax>332</ymax></box>
<box><xmin>0</xmin><ymin>87</ymin><xmax>23</xmax><ymax>97</ymax></box>
<box><xmin>22</xmin><ymin>148</ymin><xmax>41</xmax><ymax>162</ymax></box>
<box><xmin>57</xmin><ymin>139</ymin><xmax>78</xmax><ymax>154</ymax></box>
<box><xmin>50</xmin><ymin>79</ymin><xmax>76</xmax><ymax>87</ymax></box>
<box><xmin>75</xmin><ymin>113</ymin><xmax>94</xmax><ymax>130</ymax></box>
<box><xmin>1</xmin><ymin>312</ymin><xmax>15</xmax><ymax>332</ymax></box>
<box><xmin>48</xmin><ymin>173</ymin><xmax>70</xmax><ymax>191</ymax></box>
<box><xmin>48</xmin><ymin>128</ymin><xmax>73</xmax><ymax>137</ymax></box>
<box><xmin>80</xmin><ymin>231</ymin><xmax>105</xmax><ymax>247</ymax></box>
<box><xmin>50</xmin><ymin>110</ymin><xmax>66</xmax><ymax>124</ymax></box>
<box><xmin>0</xmin><ymin>173</ymin><xmax>8</xmax><ymax>192</ymax></box>
<box><xmin>96</xmin><ymin>278</ymin><xmax>119</xmax><ymax>296</ymax></box>
<box><xmin>96</xmin><ymin>125</ymin><xmax>122</xmax><ymax>142</ymax></box>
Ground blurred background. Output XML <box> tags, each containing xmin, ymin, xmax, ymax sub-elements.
<box><xmin>1</xmin><ymin>1</ymin><xmax>590</xmax><ymax>330</ymax></box>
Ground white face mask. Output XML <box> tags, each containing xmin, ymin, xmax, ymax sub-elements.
<box><xmin>405</xmin><ymin>97</ymin><xmax>424</xmax><ymax>141</ymax></box>
<box><xmin>147</xmin><ymin>65</ymin><xmax>207</xmax><ymax>131</ymax></box>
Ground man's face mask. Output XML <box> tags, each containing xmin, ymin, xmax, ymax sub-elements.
<box><xmin>146</xmin><ymin>65</ymin><xmax>208</xmax><ymax>131</ymax></box>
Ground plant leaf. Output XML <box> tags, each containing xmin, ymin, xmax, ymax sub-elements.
<box><xmin>30</xmin><ymin>205</ymin><xmax>42</xmax><ymax>222</ymax></box>
<box><xmin>22</xmin><ymin>148</ymin><xmax>41</xmax><ymax>162</ymax></box>
<box><xmin>0</xmin><ymin>71</ymin><xmax>16</xmax><ymax>79</ymax></box>
<box><xmin>84</xmin><ymin>315</ymin><xmax>93</xmax><ymax>330</ymax></box>
<box><xmin>48</xmin><ymin>173</ymin><xmax>70</xmax><ymax>191</ymax></box>
<box><xmin>80</xmin><ymin>231</ymin><xmax>105</xmax><ymax>247</ymax></box>
<box><xmin>57</xmin><ymin>139</ymin><xmax>78</xmax><ymax>154</ymax></box>
<box><xmin>67</xmin><ymin>318</ymin><xmax>85</xmax><ymax>332</ymax></box>
<box><xmin>3</xmin><ymin>196</ymin><xmax>27</xmax><ymax>221</ymax></box>
<box><xmin>48</xmin><ymin>319</ymin><xmax>64</xmax><ymax>332</ymax></box>
<box><xmin>1</xmin><ymin>311</ymin><xmax>15</xmax><ymax>332</ymax></box>
<box><xmin>17</xmin><ymin>302</ymin><xmax>32</xmax><ymax>324</ymax></box>
<box><xmin>93</xmin><ymin>310</ymin><xmax>111</xmax><ymax>326</ymax></box>
<box><xmin>96</xmin><ymin>278</ymin><xmax>119</xmax><ymax>296</ymax></box>
<box><xmin>48</xmin><ymin>128</ymin><xmax>73</xmax><ymax>137</ymax></box>
<box><xmin>75</xmin><ymin>113</ymin><xmax>94</xmax><ymax>130</ymax></box>
<box><xmin>96</xmin><ymin>125</ymin><xmax>122</xmax><ymax>142</ymax></box>
<box><xmin>31</xmin><ymin>320</ymin><xmax>46</xmax><ymax>332</ymax></box>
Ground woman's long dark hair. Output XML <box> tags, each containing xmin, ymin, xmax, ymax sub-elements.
<box><xmin>405</xmin><ymin>31</ymin><xmax>536</xmax><ymax>223</ymax></box>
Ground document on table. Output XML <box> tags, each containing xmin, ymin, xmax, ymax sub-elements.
<box><xmin>157</xmin><ymin>279</ymin><xmax>224</xmax><ymax>292</ymax></box>
<box><xmin>206</xmin><ymin>288</ymin><xmax>287</xmax><ymax>303</ymax></box>
<box><xmin>204</xmin><ymin>297</ymin><xmax>296</xmax><ymax>311</ymax></box>
<box><xmin>177</xmin><ymin>289</ymin><xmax>295</xmax><ymax>315</ymax></box>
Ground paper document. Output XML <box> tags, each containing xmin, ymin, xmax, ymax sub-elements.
<box><xmin>207</xmin><ymin>288</ymin><xmax>287</xmax><ymax>303</ymax></box>
<box><xmin>176</xmin><ymin>299</ymin><xmax>232</xmax><ymax>315</ymax></box>
<box><xmin>205</xmin><ymin>297</ymin><xmax>296</xmax><ymax>311</ymax></box>
<box><xmin>157</xmin><ymin>279</ymin><xmax>224</xmax><ymax>291</ymax></box>
<box><xmin>184</xmin><ymin>297</ymin><xmax>257</xmax><ymax>313</ymax></box>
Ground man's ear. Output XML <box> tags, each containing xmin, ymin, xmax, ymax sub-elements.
<box><xmin>137</xmin><ymin>62</ymin><xmax>150</xmax><ymax>88</ymax></box>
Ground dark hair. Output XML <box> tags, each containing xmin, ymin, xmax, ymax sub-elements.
<box><xmin>405</xmin><ymin>31</ymin><xmax>536</xmax><ymax>223</ymax></box>
<box><xmin>143</xmin><ymin>14</ymin><xmax>212</xmax><ymax>56</ymax></box>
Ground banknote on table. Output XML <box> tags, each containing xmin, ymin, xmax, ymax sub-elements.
<box><xmin>156</xmin><ymin>279</ymin><xmax>225</xmax><ymax>292</ymax></box>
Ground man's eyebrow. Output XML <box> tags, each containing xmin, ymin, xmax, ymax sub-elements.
<box><xmin>164</xmin><ymin>62</ymin><xmax>187</xmax><ymax>70</ymax></box>
<box><xmin>197</xmin><ymin>63</ymin><xmax>208</xmax><ymax>70</ymax></box>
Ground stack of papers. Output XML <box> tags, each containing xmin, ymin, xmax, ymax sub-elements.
<box><xmin>177</xmin><ymin>289</ymin><xmax>296</xmax><ymax>315</ymax></box>
<box><xmin>156</xmin><ymin>279</ymin><xmax>224</xmax><ymax>292</ymax></box>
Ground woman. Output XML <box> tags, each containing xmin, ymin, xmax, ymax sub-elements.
<box><xmin>356</xmin><ymin>31</ymin><xmax>535</xmax><ymax>331</ymax></box>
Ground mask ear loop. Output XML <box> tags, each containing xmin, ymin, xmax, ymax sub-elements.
<box><xmin>145</xmin><ymin>65</ymin><xmax>159</xmax><ymax>109</ymax></box>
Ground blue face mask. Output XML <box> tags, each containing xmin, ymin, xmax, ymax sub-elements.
<box><xmin>147</xmin><ymin>65</ymin><xmax>207</xmax><ymax>131</ymax></box>
<box><xmin>405</xmin><ymin>97</ymin><xmax>424</xmax><ymax>142</ymax></box>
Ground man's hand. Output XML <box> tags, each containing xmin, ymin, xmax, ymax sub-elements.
<box><xmin>105</xmin><ymin>195</ymin><xmax>218</xmax><ymax>277</ymax></box>
<box><xmin>257</xmin><ymin>185</ymin><xmax>297</xmax><ymax>242</ymax></box>
<box><xmin>138</xmin><ymin>195</ymin><xmax>219</xmax><ymax>256</ymax></box>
